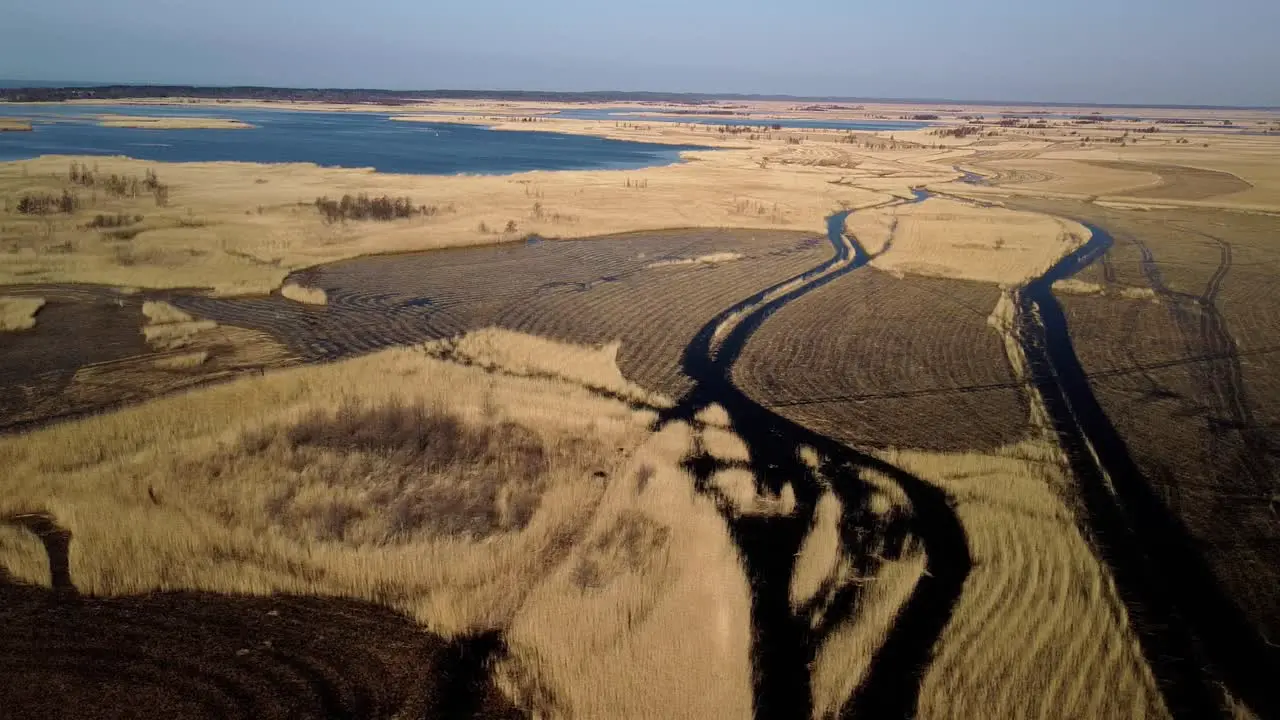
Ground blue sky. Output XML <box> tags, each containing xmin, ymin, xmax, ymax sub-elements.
<box><xmin>3</xmin><ymin>0</ymin><xmax>1278</xmax><ymax>105</ymax></box>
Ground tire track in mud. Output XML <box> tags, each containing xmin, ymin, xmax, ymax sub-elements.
<box><xmin>658</xmin><ymin>191</ymin><xmax>973</xmax><ymax>720</ymax></box>
<box><xmin>1016</xmin><ymin>219</ymin><xmax>1280</xmax><ymax>719</ymax></box>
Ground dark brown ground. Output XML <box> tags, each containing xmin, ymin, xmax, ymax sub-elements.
<box><xmin>167</xmin><ymin>229</ymin><xmax>828</xmax><ymax>398</ymax></box>
<box><xmin>1084</xmin><ymin>160</ymin><xmax>1253</xmax><ymax>201</ymax></box>
<box><xmin>0</xmin><ymin>285</ymin><xmax>295</xmax><ymax>431</ymax></box>
<box><xmin>1009</xmin><ymin>197</ymin><xmax>1280</xmax><ymax>649</ymax></box>
<box><xmin>0</xmin><ymin>286</ymin><xmax>147</xmax><ymax>425</ymax></box>
<box><xmin>0</xmin><ymin>581</ymin><xmax>521</xmax><ymax>720</ymax></box>
<box><xmin>733</xmin><ymin>267</ymin><xmax>1025</xmax><ymax>451</ymax></box>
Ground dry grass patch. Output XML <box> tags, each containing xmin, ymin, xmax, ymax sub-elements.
<box><xmin>280</xmin><ymin>282</ymin><xmax>327</xmax><ymax>305</ymax></box>
<box><xmin>646</xmin><ymin>251</ymin><xmax>744</xmax><ymax>268</ymax></box>
<box><xmin>497</xmin><ymin>423</ymin><xmax>753</xmax><ymax>719</ymax></box>
<box><xmin>152</xmin><ymin>351</ymin><xmax>209</xmax><ymax>370</ymax></box>
<box><xmin>877</xmin><ymin>441</ymin><xmax>1169</xmax><ymax>719</ymax></box>
<box><xmin>860</xmin><ymin>197</ymin><xmax>1089</xmax><ymax>285</ymax></box>
<box><xmin>0</xmin><ymin>329</ymin><xmax>754</xmax><ymax>716</ymax></box>
<box><xmin>0</xmin><ymin>296</ymin><xmax>44</xmax><ymax>331</ymax></box>
<box><xmin>141</xmin><ymin>299</ymin><xmax>193</xmax><ymax>324</ymax></box>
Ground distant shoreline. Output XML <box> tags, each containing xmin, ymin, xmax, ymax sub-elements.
<box><xmin>1</xmin><ymin>84</ymin><xmax>1277</xmax><ymax>112</ymax></box>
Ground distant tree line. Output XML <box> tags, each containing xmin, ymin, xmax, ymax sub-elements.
<box><xmin>931</xmin><ymin>125</ymin><xmax>983</xmax><ymax>138</ymax></box>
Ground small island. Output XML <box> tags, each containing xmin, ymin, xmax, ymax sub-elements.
<box><xmin>0</xmin><ymin>118</ymin><xmax>33</xmax><ymax>132</ymax></box>
<box><xmin>97</xmin><ymin>114</ymin><xmax>256</xmax><ymax>130</ymax></box>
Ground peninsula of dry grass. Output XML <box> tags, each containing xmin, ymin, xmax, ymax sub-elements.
<box><xmin>280</xmin><ymin>282</ymin><xmax>327</xmax><ymax>305</ymax></box>
<box><xmin>97</xmin><ymin>115</ymin><xmax>255</xmax><ymax>130</ymax></box>
<box><xmin>0</xmin><ymin>296</ymin><xmax>44</xmax><ymax>331</ymax></box>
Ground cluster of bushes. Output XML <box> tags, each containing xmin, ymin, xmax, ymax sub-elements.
<box><xmin>313</xmin><ymin>194</ymin><xmax>434</xmax><ymax>223</ymax></box>
<box><xmin>68</xmin><ymin>162</ymin><xmax>169</xmax><ymax>205</ymax></box>
<box><xmin>17</xmin><ymin>190</ymin><xmax>78</xmax><ymax>215</ymax></box>
<box><xmin>931</xmin><ymin>125</ymin><xmax>983</xmax><ymax>138</ymax></box>
<box><xmin>87</xmin><ymin>213</ymin><xmax>143</xmax><ymax>228</ymax></box>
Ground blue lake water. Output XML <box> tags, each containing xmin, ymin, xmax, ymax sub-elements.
<box><xmin>0</xmin><ymin>104</ymin><xmax>707</xmax><ymax>174</ymax></box>
<box><xmin>551</xmin><ymin>107</ymin><xmax>928</xmax><ymax>132</ymax></box>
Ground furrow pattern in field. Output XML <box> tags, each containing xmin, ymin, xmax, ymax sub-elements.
<box><xmin>0</xmin><ymin>582</ymin><xmax>519</xmax><ymax>720</ymax></box>
<box><xmin>916</xmin><ymin>483</ymin><xmax>1165</xmax><ymax>720</ymax></box>
<box><xmin>734</xmin><ymin>267</ymin><xmax>1025</xmax><ymax>451</ymax></box>
<box><xmin>171</xmin><ymin>230</ymin><xmax>828</xmax><ymax>395</ymax></box>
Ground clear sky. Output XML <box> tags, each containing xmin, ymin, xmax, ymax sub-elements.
<box><xmin>3</xmin><ymin>0</ymin><xmax>1278</xmax><ymax>106</ymax></box>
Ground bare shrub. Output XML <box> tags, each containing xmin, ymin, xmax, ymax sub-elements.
<box><xmin>314</xmin><ymin>194</ymin><xmax>424</xmax><ymax>223</ymax></box>
<box><xmin>86</xmin><ymin>213</ymin><xmax>142</xmax><ymax>229</ymax></box>
<box><xmin>17</xmin><ymin>191</ymin><xmax>78</xmax><ymax>215</ymax></box>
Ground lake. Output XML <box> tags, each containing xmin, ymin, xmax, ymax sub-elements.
<box><xmin>0</xmin><ymin>104</ymin><xmax>707</xmax><ymax>174</ymax></box>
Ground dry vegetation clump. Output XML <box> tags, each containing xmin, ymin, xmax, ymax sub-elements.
<box><xmin>0</xmin><ymin>295</ymin><xmax>44</xmax><ymax>331</ymax></box>
<box><xmin>16</xmin><ymin>190</ymin><xmax>79</xmax><ymax>215</ymax></box>
<box><xmin>85</xmin><ymin>212</ymin><xmax>144</xmax><ymax>229</ymax></box>
<box><xmin>280</xmin><ymin>282</ymin><xmax>327</xmax><ymax>305</ymax></box>
<box><xmin>141</xmin><ymin>300</ymin><xmax>217</xmax><ymax>350</ymax></box>
<box><xmin>0</xmin><ymin>329</ymin><xmax>754</xmax><ymax>717</ymax></box>
<box><xmin>141</xmin><ymin>299</ymin><xmax>194</xmax><ymax>324</ymax></box>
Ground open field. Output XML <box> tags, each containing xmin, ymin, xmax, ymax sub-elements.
<box><xmin>2</xmin><ymin>97</ymin><xmax>1280</xmax><ymax>717</ymax></box>
<box><xmin>96</xmin><ymin>114</ymin><xmax>257</xmax><ymax>129</ymax></box>
<box><xmin>734</xmin><ymin>267</ymin><xmax>1025</xmax><ymax>451</ymax></box>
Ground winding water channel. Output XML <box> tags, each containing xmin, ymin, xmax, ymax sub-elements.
<box><xmin>671</xmin><ymin>189</ymin><xmax>1273</xmax><ymax>718</ymax></box>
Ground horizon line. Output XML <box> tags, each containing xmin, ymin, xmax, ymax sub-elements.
<box><xmin>2</xmin><ymin>81</ymin><xmax>1278</xmax><ymax>112</ymax></box>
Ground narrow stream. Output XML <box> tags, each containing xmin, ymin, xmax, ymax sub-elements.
<box><xmin>1018</xmin><ymin>222</ymin><xmax>1279</xmax><ymax>718</ymax></box>
<box><xmin>663</xmin><ymin>189</ymin><xmax>971</xmax><ymax>720</ymax></box>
